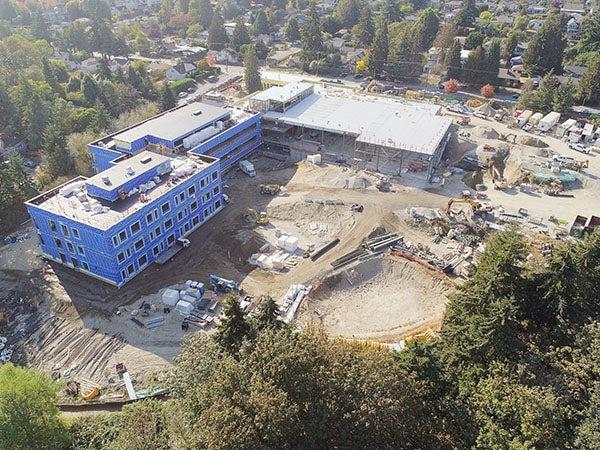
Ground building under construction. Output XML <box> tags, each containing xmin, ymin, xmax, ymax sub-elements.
<box><xmin>249</xmin><ymin>82</ymin><xmax>453</xmax><ymax>179</ymax></box>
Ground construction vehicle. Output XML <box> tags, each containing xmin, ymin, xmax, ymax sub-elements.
<box><xmin>244</xmin><ymin>208</ymin><xmax>269</xmax><ymax>226</ymax></box>
<box><xmin>351</xmin><ymin>203</ymin><xmax>364</xmax><ymax>212</ymax></box>
<box><xmin>445</xmin><ymin>198</ymin><xmax>481</xmax><ymax>214</ymax></box>
<box><xmin>209</xmin><ymin>274</ymin><xmax>240</xmax><ymax>292</ymax></box>
<box><xmin>81</xmin><ymin>387</ymin><xmax>100</xmax><ymax>401</ymax></box>
<box><xmin>376</xmin><ymin>177</ymin><xmax>391</xmax><ymax>192</ymax></box>
<box><xmin>457</xmin><ymin>116</ymin><xmax>470</xmax><ymax>126</ymax></box>
<box><xmin>259</xmin><ymin>184</ymin><xmax>281</xmax><ymax>195</ymax></box>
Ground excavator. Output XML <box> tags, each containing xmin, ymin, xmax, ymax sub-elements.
<box><xmin>445</xmin><ymin>198</ymin><xmax>482</xmax><ymax>214</ymax></box>
<box><xmin>245</xmin><ymin>208</ymin><xmax>269</xmax><ymax>226</ymax></box>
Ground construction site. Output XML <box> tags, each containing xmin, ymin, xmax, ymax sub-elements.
<box><xmin>2</xmin><ymin>82</ymin><xmax>600</xmax><ymax>407</ymax></box>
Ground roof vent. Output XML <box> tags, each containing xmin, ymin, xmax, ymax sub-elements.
<box><xmin>102</xmin><ymin>176</ymin><xmax>111</xmax><ymax>185</ymax></box>
<box><xmin>193</xmin><ymin>110</ymin><xmax>203</xmax><ymax>116</ymax></box>
<box><xmin>126</xmin><ymin>166</ymin><xmax>135</xmax><ymax>176</ymax></box>
<box><xmin>141</xmin><ymin>156</ymin><xmax>152</xmax><ymax>164</ymax></box>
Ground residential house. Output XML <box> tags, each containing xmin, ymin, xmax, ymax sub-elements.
<box><xmin>528</xmin><ymin>19</ymin><xmax>544</xmax><ymax>30</ymax></box>
<box><xmin>562</xmin><ymin>0</ymin><xmax>586</xmax><ymax>14</ymax></box>
<box><xmin>527</xmin><ymin>6</ymin><xmax>548</xmax><ymax>14</ymax></box>
<box><xmin>212</xmin><ymin>48</ymin><xmax>240</xmax><ymax>65</ymax></box>
<box><xmin>566</xmin><ymin>15</ymin><xmax>583</xmax><ymax>41</ymax></box>
<box><xmin>79</xmin><ymin>57</ymin><xmax>100</xmax><ymax>73</ymax></box>
<box><xmin>498</xmin><ymin>68</ymin><xmax>522</xmax><ymax>87</ymax></box>
<box><xmin>166</xmin><ymin>62</ymin><xmax>198</xmax><ymax>81</ymax></box>
<box><xmin>266</xmin><ymin>47</ymin><xmax>302</xmax><ymax>67</ymax></box>
<box><xmin>513</xmin><ymin>42</ymin><xmax>528</xmax><ymax>57</ymax></box>
<box><xmin>494</xmin><ymin>14</ymin><xmax>514</xmax><ymax>27</ymax></box>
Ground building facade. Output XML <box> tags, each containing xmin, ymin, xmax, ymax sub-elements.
<box><xmin>26</xmin><ymin>101</ymin><xmax>263</xmax><ymax>287</ymax></box>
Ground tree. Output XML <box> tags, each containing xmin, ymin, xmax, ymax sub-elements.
<box><xmin>22</xmin><ymin>90</ymin><xmax>49</xmax><ymax>150</ymax></box>
<box><xmin>111</xmin><ymin>400</ymin><xmax>172</xmax><ymax>449</ymax></box>
<box><xmin>381</xmin><ymin>0</ymin><xmax>401</xmax><ymax>23</ymax></box>
<box><xmin>42</xmin><ymin>58</ymin><xmax>58</xmax><ymax>90</ymax></box>
<box><xmin>577</xmin><ymin>54</ymin><xmax>600</xmax><ymax>105</ymax></box>
<box><xmin>444</xmin><ymin>78</ymin><xmax>459</xmax><ymax>93</ymax></box>
<box><xmin>578</xmin><ymin>11</ymin><xmax>600</xmax><ymax>54</ymax></box>
<box><xmin>178</xmin><ymin>0</ymin><xmax>190</xmax><ymax>14</ymax></box>
<box><xmin>244</xmin><ymin>46</ymin><xmax>262</xmax><ymax>94</ymax></box>
<box><xmin>413</xmin><ymin>8</ymin><xmax>440</xmax><ymax>53</ymax></box>
<box><xmin>454</xmin><ymin>0</ymin><xmax>477</xmax><ymax>28</ymax></box>
<box><xmin>215</xmin><ymin>293</ymin><xmax>251</xmax><ymax>354</ymax></box>
<box><xmin>462</xmin><ymin>45</ymin><xmax>486</xmax><ymax>85</ymax></box>
<box><xmin>484</xmin><ymin>38</ymin><xmax>500</xmax><ymax>85</ymax></box>
<box><xmin>445</xmin><ymin>39</ymin><xmax>462</xmax><ymax>80</ymax></box>
<box><xmin>158</xmin><ymin>0</ymin><xmax>174</xmax><ymax>27</ymax></box>
<box><xmin>480</xmin><ymin>84</ymin><xmax>495</xmax><ymax>97</ymax></box>
<box><xmin>432</xmin><ymin>22</ymin><xmax>456</xmax><ymax>50</ymax></box>
<box><xmin>207</xmin><ymin>13</ymin><xmax>227</xmax><ymax>50</ymax></box>
<box><xmin>552</xmin><ymin>79</ymin><xmax>576</xmax><ymax>112</ymax></box>
<box><xmin>321</xmin><ymin>15</ymin><xmax>343</xmax><ymax>35</ymax></box>
<box><xmin>253</xmin><ymin>296</ymin><xmax>281</xmax><ymax>331</ymax></box>
<box><xmin>0</xmin><ymin>364</ymin><xmax>69</xmax><ymax>450</ymax></box>
<box><xmin>97</xmin><ymin>57</ymin><xmax>112</xmax><ymax>80</ymax></box>
<box><xmin>253</xmin><ymin>9</ymin><xmax>269</xmax><ymax>36</ymax></box>
<box><xmin>367</xmin><ymin>17</ymin><xmax>388</xmax><ymax>77</ymax></box>
<box><xmin>81</xmin><ymin>74</ymin><xmax>100</xmax><ymax>104</ymax></box>
<box><xmin>160</xmin><ymin>83</ymin><xmax>176</xmax><ymax>111</ymax></box>
<box><xmin>285</xmin><ymin>16</ymin><xmax>300</xmax><ymax>42</ymax></box>
<box><xmin>387</xmin><ymin>22</ymin><xmax>423</xmax><ymax>80</ymax></box>
<box><xmin>31</xmin><ymin>11</ymin><xmax>50</xmax><ymax>40</ymax></box>
<box><xmin>301</xmin><ymin>3</ymin><xmax>323</xmax><ymax>65</ymax></box>
<box><xmin>43</xmin><ymin>122</ymin><xmax>74</xmax><ymax>179</ymax></box>
<box><xmin>0</xmin><ymin>0</ymin><xmax>17</xmax><ymax>21</ymax></box>
<box><xmin>355</xmin><ymin>4</ymin><xmax>375</xmax><ymax>47</ymax></box>
<box><xmin>518</xmin><ymin>73</ymin><xmax>570</xmax><ymax>114</ymax></box>
<box><xmin>523</xmin><ymin>14</ymin><xmax>566</xmax><ymax>76</ymax></box>
<box><xmin>464</xmin><ymin>31</ymin><xmax>484</xmax><ymax>50</ymax></box>
<box><xmin>231</xmin><ymin>16</ymin><xmax>251</xmax><ymax>50</ymax></box>
<box><xmin>336</xmin><ymin>0</ymin><xmax>361</xmax><ymax>28</ymax></box>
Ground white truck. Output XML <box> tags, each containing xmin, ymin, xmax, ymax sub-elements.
<box><xmin>537</xmin><ymin>111</ymin><xmax>561</xmax><ymax>132</ymax></box>
<box><xmin>239</xmin><ymin>160</ymin><xmax>256</xmax><ymax>177</ymax></box>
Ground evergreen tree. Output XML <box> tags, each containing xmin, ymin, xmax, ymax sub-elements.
<box><xmin>355</xmin><ymin>5</ymin><xmax>375</xmax><ymax>47</ymax></box>
<box><xmin>336</xmin><ymin>0</ymin><xmax>361</xmax><ymax>28</ymax></box>
<box><xmin>301</xmin><ymin>3</ymin><xmax>323</xmax><ymax>64</ymax></box>
<box><xmin>579</xmin><ymin>10</ymin><xmax>600</xmax><ymax>54</ymax></box>
<box><xmin>81</xmin><ymin>74</ymin><xmax>100</xmax><ymax>104</ymax></box>
<box><xmin>43</xmin><ymin>123</ymin><xmax>73</xmax><ymax>178</ymax></box>
<box><xmin>0</xmin><ymin>82</ymin><xmax>16</xmax><ymax>134</ymax></box>
<box><xmin>158</xmin><ymin>0</ymin><xmax>173</xmax><ymax>27</ymax></box>
<box><xmin>577</xmin><ymin>54</ymin><xmax>600</xmax><ymax>105</ymax></box>
<box><xmin>413</xmin><ymin>8</ymin><xmax>440</xmax><ymax>53</ymax></box>
<box><xmin>189</xmin><ymin>0</ymin><xmax>213</xmax><ymax>29</ymax></box>
<box><xmin>0</xmin><ymin>1</ymin><xmax>17</xmax><ymax>21</ymax></box>
<box><xmin>484</xmin><ymin>38</ymin><xmax>500</xmax><ymax>85</ymax></box>
<box><xmin>159</xmin><ymin>83</ymin><xmax>176</xmax><ymax>111</ymax></box>
<box><xmin>445</xmin><ymin>39</ymin><xmax>462</xmax><ymax>80</ymax></box>
<box><xmin>285</xmin><ymin>16</ymin><xmax>300</xmax><ymax>42</ymax></box>
<box><xmin>232</xmin><ymin>16</ymin><xmax>251</xmax><ymax>49</ymax></box>
<box><xmin>178</xmin><ymin>0</ymin><xmax>190</xmax><ymax>14</ymax></box>
<box><xmin>523</xmin><ymin>14</ymin><xmax>566</xmax><ymax>76</ymax></box>
<box><xmin>388</xmin><ymin>22</ymin><xmax>422</xmax><ymax>79</ymax></box>
<box><xmin>22</xmin><ymin>91</ymin><xmax>49</xmax><ymax>150</ymax></box>
<box><xmin>42</xmin><ymin>58</ymin><xmax>58</xmax><ymax>90</ymax></box>
<box><xmin>93</xmin><ymin>101</ymin><xmax>112</xmax><ymax>132</ymax></box>
<box><xmin>433</xmin><ymin>22</ymin><xmax>456</xmax><ymax>50</ymax></box>
<box><xmin>253</xmin><ymin>9</ymin><xmax>269</xmax><ymax>35</ymax></box>
<box><xmin>207</xmin><ymin>13</ymin><xmax>227</xmax><ymax>50</ymax></box>
<box><xmin>367</xmin><ymin>18</ymin><xmax>389</xmax><ymax>77</ymax></box>
<box><xmin>97</xmin><ymin>57</ymin><xmax>112</xmax><ymax>80</ymax></box>
<box><xmin>215</xmin><ymin>293</ymin><xmax>251</xmax><ymax>354</ymax></box>
<box><xmin>381</xmin><ymin>0</ymin><xmax>401</xmax><ymax>23</ymax></box>
<box><xmin>31</xmin><ymin>11</ymin><xmax>50</xmax><ymax>40</ymax></box>
<box><xmin>454</xmin><ymin>0</ymin><xmax>477</xmax><ymax>28</ymax></box>
<box><xmin>253</xmin><ymin>296</ymin><xmax>281</xmax><ymax>331</ymax></box>
<box><xmin>244</xmin><ymin>46</ymin><xmax>262</xmax><ymax>94</ymax></box>
<box><xmin>464</xmin><ymin>31</ymin><xmax>484</xmax><ymax>50</ymax></box>
<box><xmin>462</xmin><ymin>45</ymin><xmax>486</xmax><ymax>85</ymax></box>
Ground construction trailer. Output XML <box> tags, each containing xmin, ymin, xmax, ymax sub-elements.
<box><xmin>556</xmin><ymin>118</ymin><xmax>577</xmax><ymax>138</ymax></box>
<box><xmin>582</xmin><ymin>123</ymin><xmax>596</xmax><ymax>143</ymax></box>
<box><xmin>537</xmin><ymin>112</ymin><xmax>561</xmax><ymax>132</ymax></box>
<box><xmin>529</xmin><ymin>112</ymin><xmax>544</xmax><ymax>127</ymax></box>
<box><xmin>516</xmin><ymin>110</ymin><xmax>533</xmax><ymax>127</ymax></box>
<box><xmin>252</xmin><ymin>82</ymin><xmax>453</xmax><ymax>180</ymax></box>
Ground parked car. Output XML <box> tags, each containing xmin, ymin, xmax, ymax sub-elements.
<box><xmin>207</xmin><ymin>75</ymin><xmax>218</xmax><ymax>83</ymax></box>
<box><xmin>512</xmin><ymin>93</ymin><xmax>520</xmax><ymax>99</ymax></box>
<box><xmin>178</xmin><ymin>91</ymin><xmax>188</xmax><ymax>98</ymax></box>
<box><xmin>523</xmin><ymin>123</ymin><xmax>533</xmax><ymax>132</ymax></box>
<box><xmin>553</xmin><ymin>154</ymin><xmax>576</xmax><ymax>163</ymax></box>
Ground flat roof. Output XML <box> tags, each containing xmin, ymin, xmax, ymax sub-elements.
<box><xmin>85</xmin><ymin>151</ymin><xmax>172</xmax><ymax>191</ymax></box>
<box><xmin>251</xmin><ymin>82</ymin><xmax>314</xmax><ymax>103</ymax></box>
<box><xmin>111</xmin><ymin>103</ymin><xmax>230</xmax><ymax>144</ymax></box>
<box><xmin>28</xmin><ymin>154</ymin><xmax>217</xmax><ymax>231</ymax></box>
<box><xmin>264</xmin><ymin>91</ymin><xmax>452</xmax><ymax>155</ymax></box>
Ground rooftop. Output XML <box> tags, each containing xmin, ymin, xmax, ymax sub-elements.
<box><xmin>111</xmin><ymin>103</ymin><xmax>230</xmax><ymax>145</ymax></box>
<box><xmin>251</xmin><ymin>82</ymin><xmax>314</xmax><ymax>103</ymax></box>
<box><xmin>85</xmin><ymin>151</ymin><xmax>172</xmax><ymax>192</ymax></box>
<box><xmin>263</xmin><ymin>88</ymin><xmax>452</xmax><ymax>155</ymax></box>
<box><xmin>27</xmin><ymin>153</ymin><xmax>218</xmax><ymax>231</ymax></box>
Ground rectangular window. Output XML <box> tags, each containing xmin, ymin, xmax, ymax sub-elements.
<box><xmin>211</xmin><ymin>171</ymin><xmax>218</xmax><ymax>181</ymax></box>
<box><xmin>72</xmin><ymin>228</ymin><xmax>80</xmax><ymax>239</ymax></box>
<box><xmin>164</xmin><ymin>218</ymin><xmax>173</xmax><ymax>230</ymax></box>
<box><xmin>188</xmin><ymin>185</ymin><xmax>196</xmax><ymax>197</ymax></box>
<box><xmin>213</xmin><ymin>185</ymin><xmax>220</xmax><ymax>195</ymax></box>
<box><xmin>153</xmin><ymin>244</ymin><xmax>161</xmax><ymax>256</ymax></box>
<box><xmin>38</xmin><ymin>234</ymin><xmax>45</xmax><ymax>245</ymax></box>
<box><xmin>125</xmin><ymin>248</ymin><xmax>132</xmax><ymax>258</ymax></box>
<box><xmin>134</xmin><ymin>238</ymin><xmax>144</xmax><ymax>251</ymax></box>
<box><xmin>82</xmin><ymin>262</ymin><xmax>89</xmax><ymax>271</ymax></box>
<box><xmin>49</xmin><ymin>220</ymin><xmax>57</xmax><ymax>232</ymax></box>
<box><xmin>117</xmin><ymin>251</ymin><xmax>126</xmax><ymax>263</ymax></box>
<box><xmin>177</xmin><ymin>210</ymin><xmax>185</xmax><ymax>221</ymax></box>
<box><xmin>204</xmin><ymin>209</ymin><xmax>210</xmax><ymax>219</ymax></box>
<box><xmin>192</xmin><ymin>216</ymin><xmax>200</xmax><ymax>226</ymax></box>
<box><xmin>78</xmin><ymin>246</ymin><xmax>85</xmax><ymax>255</ymax></box>
<box><xmin>138</xmin><ymin>254</ymin><xmax>148</xmax><ymax>267</ymax></box>
<box><xmin>190</xmin><ymin>201</ymin><xmax>198</xmax><ymax>212</ymax></box>
<box><xmin>60</xmin><ymin>224</ymin><xmax>69</xmax><ymax>236</ymax></box>
<box><xmin>183</xmin><ymin>222</ymin><xmax>190</xmax><ymax>233</ymax></box>
<box><xmin>200</xmin><ymin>177</ymin><xmax>207</xmax><ymax>188</ymax></box>
<box><xmin>215</xmin><ymin>199</ymin><xmax>222</xmax><ymax>209</ymax></box>
<box><xmin>119</xmin><ymin>229</ymin><xmax>127</xmax><ymax>242</ymax></box>
<box><xmin>66</xmin><ymin>241</ymin><xmax>74</xmax><ymax>253</ymax></box>
<box><xmin>130</xmin><ymin>221</ymin><xmax>141</xmax><ymax>234</ymax></box>
<box><xmin>112</xmin><ymin>235</ymin><xmax>119</xmax><ymax>247</ymax></box>
<box><xmin>121</xmin><ymin>269</ymin><xmax>127</xmax><ymax>280</ymax></box>
<box><xmin>167</xmin><ymin>233</ymin><xmax>175</xmax><ymax>246</ymax></box>
<box><xmin>146</xmin><ymin>209</ymin><xmax>158</xmax><ymax>225</ymax></box>
<box><xmin>150</xmin><ymin>225</ymin><xmax>162</xmax><ymax>240</ymax></box>
<box><xmin>161</xmin><ymin>201</ymin><xmax>171</xmax><ymax>214</ymax></box>
<box><xmin>203</xmin><ymin>192</ymin><xmax>212</xmax><ymax>202</ymax></box>
<box><xmin>127</xmin><ymin>264</ymin><xmax>135</xmax><ymax>275</ymax></box>
<box><xmin>54</xmin><ymin>237</ymin><xmax>62</xmax><ymax>248</ymax></box>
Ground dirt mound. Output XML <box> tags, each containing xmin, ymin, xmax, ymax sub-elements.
<box><xmin>473</xmin><ymin>127</ymin><xmax>499</xmax><ymax>139</ymax></box>
<box><xmin>300</xmin><ymin>256</ymin><xmax>453</xmax><ymax>340</ymax></box>
<box><xmin>517</xmin><ymin>135</ymin><xmax>549</xmax><ymax>148</ymax></box>
<box><xmin>331</xmin><ymin>175</ymin><xmax>371</xmax><ymax>189</ymax></box>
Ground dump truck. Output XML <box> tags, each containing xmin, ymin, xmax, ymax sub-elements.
<box><xmin>239</xmin><ymin>160</ymin><xmax>256</xmax><ymax>177</ymax></box>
